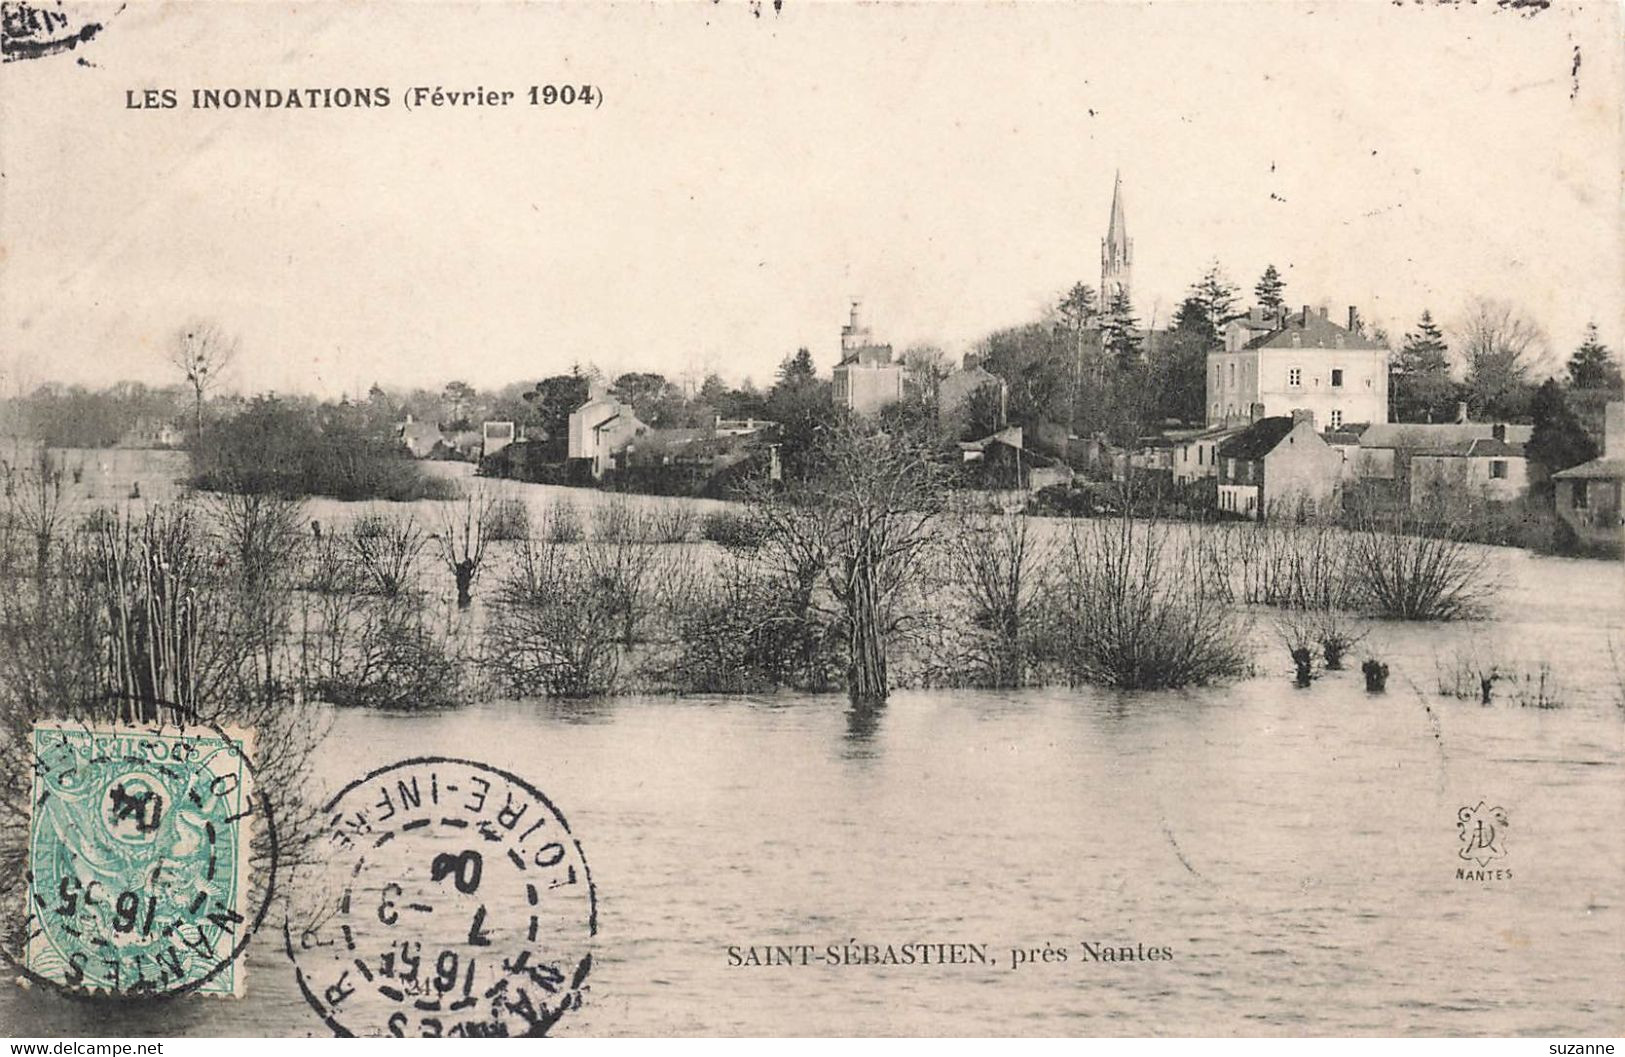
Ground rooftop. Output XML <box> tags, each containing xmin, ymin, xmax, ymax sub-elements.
<box><xmin>1359</xmin><ymin>422</ymin><xmax>1532</xmax><ymax>456</ymax></box>
<box><xmin>1551</xmin><ymin>457</ymin><xmax>1625</xmax><ymax>481</ymax></box>
<box><xmin>1216</xmin><ymin>416</ymin><xmax>1296</xmax><ymax>461</ymax></box>
<box><xmin>1243</xmin><ymin>308</ymin><xmax>1387</xmax><ymax>352</ymax></box>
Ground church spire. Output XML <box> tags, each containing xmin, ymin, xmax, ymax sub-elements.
<box><xmin>1100</xmin><ymin>170</ymin><xmax>1132</xmax><ymax>309</ymax></box>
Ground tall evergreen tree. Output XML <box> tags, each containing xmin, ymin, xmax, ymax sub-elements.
<box><xmin>1566</xmin><ymin>322</ymin><xmax>1623</xmax><ymax>391</ymax></box>
<box><xmin>1057</xmin><ymin>283</ymin><xmax>1098</xmax><ymax>331</ymax></box>
<box><xmin>1527</xmin><ymin>378</ymin><xmax>1599</xmax><ymax>498</ymax></box>
<box><xmin>1392</xmin><ymin>310</ymin><xmax>1457</xmax><ymax>423</ymax></box>
<box><xmin>1189</xmin><ymin>263</ymin><xmax>1241</xmax><ymax>331</ymax></box>
<box><xmin>777</xmin><ymin>346</ymin><xmax>818</xmax><ymax>387</ymax></box>
<box><xmin>1253</xmin><ymin>264</ymin><xmax>1285</xmax><ymax>313</ymax></box>
<box><xmin>1100</xmin><ymin>288</ymin><xmax>1143</xmax><ymax>370</ymax></box>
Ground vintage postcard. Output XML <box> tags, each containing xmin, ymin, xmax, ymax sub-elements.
<box><xmin>0</xmin><ymin>0</ymin><xmax>1621</xmax><ymax>1040</ymax></box>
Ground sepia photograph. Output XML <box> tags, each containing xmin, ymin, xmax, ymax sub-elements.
<box><xmin>0</xmin><ymin>0</ymin><xmax>1621</xmax><ymax>1041</ymax></box>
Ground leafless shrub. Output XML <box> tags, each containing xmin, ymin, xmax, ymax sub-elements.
<box><xmin>699</xmin><ymin>508</ymin><xmax>770</xmax><ymax>550</ymax></box>
<box><xmin>1311</xmin><ymin>608</ymin><xmax>1367</xmax><ymax>670</ymax></box>
<box><xmin>349</xmin><ymin>508</ymin><xmax>427</xmax><ymax>597</ymax></box>
<box><xmin>938</xmin><ymin>508</ymin><xmax>1049</xmax><ymax>688</ymax></box>
<box><xmin>1037</xmin><ymin>515</ymin><xmax>1250</xmax><ymax>690</ymax></box>
<box><xmin>590</xmin><ymin>497</ymin><xmax>638</xmax><ymax>542</ymax></box>
<box><xmin>300</xmin><ymin>594</ymin><xmax>464</xmax><ymax>710</ymax></box>
<box><xmin>584</xmin><ymin>521</ymin><xmax>666</xmax><ymax>646</ymax></box>
<box><xmin>1203</xmin><ymin>517</ymin><xmax>1354</xmax><ymax>610</ymax></box>
<box><xmin>483</xmin><ymin>537</ymin><xmax>622</xmax><ymax>697</ymax></box>
<box><xmin>658</xmin><ymin>553</ymin><xmax>822</xmax><ymax>693</ymax></box>
<box><xmin>1506</xmin><ymin>661</ymin><xmax>1564</xmax><ymax>709</ymax></box>
<box><xmin>480</xmin><ymin>496</ymin><xmax>531</xmax><ymax>542</ymax></box>
<box><xmin>206</xmin><ymin>490</ymin><xmax>307</xmax><ymax>593</ymax></box>
<box><xmin>645</xmin><ymin>503</ymin><xmax>697</xmax><ymax>544</ymax></box>
<box><xmin>541</xmin><ymin>497</ymin><xmax>584</xmax><ymax>543</ymax></box>
<box><xmin>0</xmin><ymin>501</ymin><xmax>326</xmax><ymax>913</ymax></box>
<box><xmin>1274</xmin><ymin>611</ymin><xmax>1318</xmax><ymax>687</ymax></box>
<box><xmin>1435</xmin><ymin>639</ymin><xmax>1500</xmax><ymax>703</ymax></box>
<box><xmin>1347</xmin><ymin>498</ymin><xmax>1498</xmax><ymax>620</ymax></box>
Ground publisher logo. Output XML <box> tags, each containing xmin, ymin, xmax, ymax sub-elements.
<box><xmin>1455</xmin><ymin>801</ymin><xmax>1510</xmax><ymax>881</ymax></box>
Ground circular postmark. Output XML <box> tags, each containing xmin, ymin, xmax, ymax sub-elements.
<box><xmin>15</xmin><ymin>719</ymin><xmax>274</xmax><ymax>999</ymax></box>
<box><xmin>286</xmin><ymin>757</ymin><xmax>596</xmax><ymax>1038</ymax></box>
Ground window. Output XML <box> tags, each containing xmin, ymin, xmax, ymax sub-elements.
<box><xmin>1198</xmin><ymin>446</ymin><xmax>1205</xmax><ymax>466</ymax></box>
<box><xmin>1214</xmin><ymin>366</ymin><xmax>1221</xmax><ymax>389</ymax></box>
<box><xmin>1490</xmin><ymin>460</ymin><xmax>1508</xmax><ymax>479</ymax></box>
<box><xmin>1228</xmin><ymin>363</ymin><xmax>1236</xmax><ymax>387</ymax></box>
<box><xmin>1331</xmin><ymin>368</ymin><xmax>1344</xmax><ymax>387</ymax></box>
<box><xmin>1573</xmin><ymin>481</ymin><xmax>1589</xmax><ymax>509</ymax></box>
<box><xmin>1330</xmin><ymin>409</ymin><xmax>1343</xmax><ymax>429</ymax></box>
<box><xmin>1288</xmin><ymin>367</ymin><xmax>1302</xmax><ymax>387</ymax></box>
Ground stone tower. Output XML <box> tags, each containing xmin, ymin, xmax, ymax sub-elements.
<box><xmin>1100</xmin><ymin>171</ymin><xmax>1132</xmax><ymax>310</ymax></box>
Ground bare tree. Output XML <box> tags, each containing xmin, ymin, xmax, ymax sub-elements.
<box><xmin>900</xmin><ymin>344</ymin><xmax>951</xmax><ymax>405</ymax></box>
<box><xmin>757</xmin><ymin>424</ymin><xmax>943</xmax><ymax>709</ymax></box>
<box><xmin>434</xmin><ymin>489</ymin><xmax>497</xmax><ymax>609</ymax></box>
<box><xmin>169</xmin><ymin>320</ymin><xmax>239</xmax><ymax>439</ymax></box>
<box><xmin>1457</xmin><ymin>297</ymin><xmax>1547</xmax><ymax>418</ymax></box>
<box><xmin>350</xmin><ymin>509</ymin><xmax>427</xmax><ymax>597</ymax></box>
<box><xmin>6</xmin><ymin>447</ymin><xmax>75</xmax><ymax>582</ymax></box>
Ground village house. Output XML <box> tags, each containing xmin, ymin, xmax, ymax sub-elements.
<box><xmin>831</xmin><ymin>300</ymin><xmax>904</xmax><ymax>416</ymax></box>
<box><xmin>957</xmin><ymin>425</ymin><xmax>1074</xmax><ymax>492</ymax></box>
<box><xmin>1209</xmin><ymin>305</ymin><xmax>1389</xmax><ymax>431</ymax></box>
<box><xmin>1352</xmin><ymin>413</ymin><xmax>1533</xmax><ymax>508</ymax></box>
<box><xmin>396</xmin><ymin>413</ymin><xmax>446</xmax><ymax>458</ymax></box>
<box><xmin>118</xmin><ymin>415</ymin><xmax>185</xmax><ymax>449</ymax></box>
<box><xmin>1215</xmin><ymin>410</ymin><xmax>1343</xmax><ymax>519</ymax></box>
<box><xmin>1172</xmin><ymin>423</ymin><xmax>1241</xmax><ymax>485</ymax></box>
<box><xmin>619</xmin><ymin>426</ymin><xmax>779</xmax><ymax>481</ymax></box>
<box><xmin>481</xmin><ymin>420</ymin><xmax>518</xmax><ymax>458</ymax></box>
<box><xmin>1551</xmin><ymin>400</ymin><xmax>1624</xmax><ymax>549</ymax></box>
<box><xmin>937</xmin><ymin>354</ymin><xmax>1005</xmax><ymax>434</ymax></box>
<box><xmin>567</xmin><ymin>393</ymin><xmax>649</xmax><ymax>479</ymax></box>
<box><xmin>712</xmin><ymin>415</ymin><xmax>776</xmax><ymax>437</ymax></box>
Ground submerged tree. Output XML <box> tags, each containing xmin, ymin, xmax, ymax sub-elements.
<box><xmin>758</xmin><ymin>424</ymin><xmax>943</xmax><ymax>709</ymax></box>
<box><xmin>435</xmin><ymin>489</ymin><xmax>498</xmax><ymax>609</ymax></box>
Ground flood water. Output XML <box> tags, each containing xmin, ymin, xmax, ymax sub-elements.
<box><xmin>3</xmin><ymin>516</ymin><xmax>1622</xmax><ymax>1036</ymax></box>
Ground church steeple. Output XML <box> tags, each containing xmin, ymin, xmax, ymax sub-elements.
<box><xmin>1100</xmin><ymin>170</ymin><xmax>1132</xmax><ymax>309</ymax></box>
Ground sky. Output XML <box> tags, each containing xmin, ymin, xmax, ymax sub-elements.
<box><xmin>1</xmin><ymin>0</ymin><xmax>1621</xmax><ymax>398</ymax></box>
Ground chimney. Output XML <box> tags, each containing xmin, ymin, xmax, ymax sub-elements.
<box><xmin>1455</xmin><ymin>401</ymin><xmax>1470</xmax><ymax>424</ymax></box>
<box><xmin>1250</xmin><ymin>402</ymin><xmax>1266</xmax><ymax>424</ymax></box>
<box><xmin>1347</xmin><ymin>306</ymin><xmax>1360</xmax><ymax>333</ymax></box>
<box><xmin>1319</xmin><ymin>306</ymin><xmax>1329</xmax><ymax>320</ymax></box>
<box><xmin>1492</xmin><ymin>423</ymin><xmax>1506</xmax><ymax>442</ymax></box>
<box><xmin>1250</xmin><ymin>306</ymin><xmax>1264</xmax><ymax>325</ymax></box>
<box><xmin>1302</xmin><ymin>304</ymin><xmax>1313</xmax><ymax>326</ymax></box>
<box><xmin>1291</xmin><ymin>408</ymin><xmax>1315</xmax><ymax>428</ymax></box>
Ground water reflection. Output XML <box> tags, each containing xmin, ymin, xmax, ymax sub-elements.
<box><xmin>843</xmin><ymin>704</ymin><xmax>884</xmax><ymax>746</ymax></box>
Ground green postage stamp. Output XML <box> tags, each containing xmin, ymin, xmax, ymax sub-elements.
<box><xmin>24</xmin><ymin>723</ymin><xmax>256</xmax><ymax>997</ymax></box>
